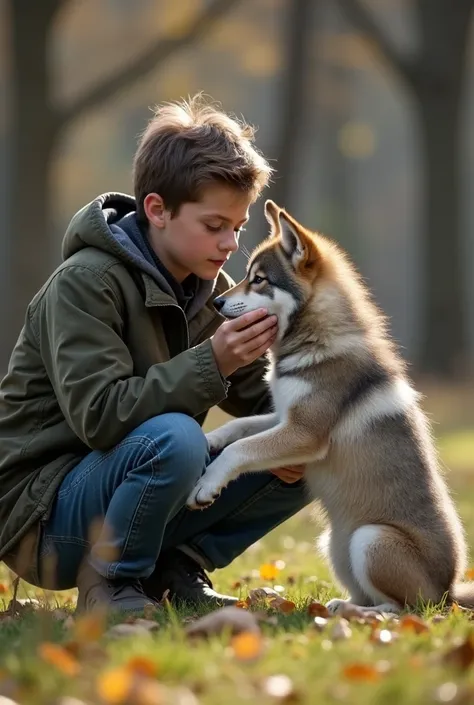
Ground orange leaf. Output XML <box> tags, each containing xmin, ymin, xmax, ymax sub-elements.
<box><xmin>399</xmin><ymin>614</ymin><xmax>430</xmax><ymax>634</ymax></box>
<box><xmin>125</xmin><ymin>656</ymin><xmax>158</xmax><ymax>678</ymax></box>
<box><xmin>0</xmin><ymin>584</ymin><xmax>8</xmax><ymax>594</ymax></box>
<box><xmin>231</xmin><ymin>631</ymin><xmax>264</xmax><ymax>661</ymax></box>
<box><xmin>307</xmin><ymin>601</ymin><xmax>330</xmax><ymax>618</ymax></box>
<box><xmin>259</xmin><ymin>563</ymin><xmax>279</xmax><ymax>581</ymax></box>
<box><xmin>74</xmin><ymin>611</ymin><xmax>106</xmax><ymax>643</ymax></box>
<box><xmin>268</xmin><ymin>597</ymin><xmax>296</xmax><ymax>614</ymax></box>
<box><xmin>343</xmin><ymin>662</ymin><xmax>381</xmax><ymax>682</ymax></box>
<box><xmin>96</xmin><ymin>667</ymin><xmax>133</xmax><ymax>704</ymax></box>
<box><xmin>38</xmin><ymin>642</ymin><xmax>80</xmax><ymax>676</ymax></box>
<box><xmin>465</xmin><ymin>568</ymin><xmax>474</xmax><ymax>580</ymax></box>
<box><xmin>235</xmin><ymin>600</ymin><xmax>249</xmax><ymax>609</ymax></box>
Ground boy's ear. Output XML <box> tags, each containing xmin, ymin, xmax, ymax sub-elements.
<box><xmin>144</xmin><ymin>193</ymin><xmax>166</xmax><ymax>228</ymax></box>
<box><xmin>278</xmin><ymin>210</ymin><xmax>321</xmax><ymax>272</ymax></box>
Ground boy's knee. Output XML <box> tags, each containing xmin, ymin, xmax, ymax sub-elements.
<box><xmin>134</xmin><ymin>413</ymin><xmax>208</xmax><ymax>486</ymax></box>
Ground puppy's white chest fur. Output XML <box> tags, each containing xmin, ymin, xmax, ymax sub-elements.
<box><xmin>266</xmin><ymin>363</ymin><xmax>312</xmax><ymax>421</ymax></box>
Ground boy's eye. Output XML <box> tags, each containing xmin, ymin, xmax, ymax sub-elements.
<box><xmin>206</xmin><ymin>224</ymin><xmax>222</xmax><ymax>233</ymax></box>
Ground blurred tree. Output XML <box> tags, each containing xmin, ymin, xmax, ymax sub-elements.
<box><xmin>337</xmin><ymin>0</ymin><xmax>474</xmax><ymax>378</ymax></box>
<box><xmin>4</xmin><ymin>0</ymin><xmax>241</xmax><ymax>369</ymax></box>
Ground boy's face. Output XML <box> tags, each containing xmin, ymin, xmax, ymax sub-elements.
<box><xmin>145</xmin><ymin>183</ymin><xmax>252</xmax><ymax>282</ymax></box>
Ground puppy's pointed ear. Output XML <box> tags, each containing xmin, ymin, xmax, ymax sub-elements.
<box><xmin>264</xmin><ymin>199</ymin><xmax>281</xmax><ymax>233</ymax></box>
<box><xmin>279</xmin><ymin>210</ymin><xmax>321</xmax><ymax>272</ymax></box>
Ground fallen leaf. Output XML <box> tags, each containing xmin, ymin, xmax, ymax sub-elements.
<box><xmin>247</xmin><ymin>587</ymin><xmax>282</xmax><ymax>606</ymax></box>
<box><xmin>235</xmin><ymin>601</ymin><xmax>249</xmax><ymax>609</ymax></box>
<box><xmin>342</xmin><ymin>662</ymin><xmax>381</xmax><ymax>682</ymax></box>
<box><xmin>399</xmin><ymin>614</ymin><xmax>430</xmax><ymax>634</ymax></box>
<box><xmin>262</xmin><ymin>674</ymin><xmax>295</xmax><ymax>699</ymax></box>
<box><xmin>259</xmin><ymin>563</ymin><xmax>280</xmax><ymax>581</ymax></box>
<box><xmin>231</xmin><ymin>631</ymin><xmax>264</xmax><ymax>661</ymax></box>
<box><xmin>185</xmin><ymin>606</ymin><xmax>261</xmax><ymax>640</ymax></box>
<box><xmin>74</xmin><ymin>611</ymin><xmax>106</xmax><ymax>643</ymax></box>
<box><xmin>38</xmin><ymin>642</ymin><xmax>80</xmax><ymax>676</ymax></box>
<box><xmin>268</xmin><ymin>596</ymin><xmax>296</xmax><ymax>614</ymax></box>
<box><xmin>125</xmin><ymin>656</ymin><xmax>158</xmax><ymax>678</ymax></box>
<box><xmin>307</xmin><ymin>601</ymin><xmax>330</xmax><ymax>618</ymax></box>
<box><xmin>96</xmin><ymin>667</ymin><xmax>133</xmax><ymax>704</ymax></box>
<box><xmin>444</xmin><ymin>634</ymin><xmax>474</xmax><ymax>671</ymax></box>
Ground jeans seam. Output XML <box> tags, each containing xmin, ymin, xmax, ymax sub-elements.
<box><xmin>106</xmin><ymin>441</ymin><xmax>160</xmax><ymax>580</ymax></box>
<box><xmin>58</xmin><ymin>436</ymin><xmax>158</xmax><ymax>499</ymax></box>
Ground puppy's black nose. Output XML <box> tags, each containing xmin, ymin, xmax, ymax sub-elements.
<box><xmin>214</xmin><ymin>296</ymin><xmax>226</xmax><ymax>312</ymax></box>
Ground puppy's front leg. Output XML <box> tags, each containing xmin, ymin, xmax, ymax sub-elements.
<box><xmin>187</xmin><ymin>423</ymin><xmax>326</xmax><ymax>509</ymax></box>
<box><xmin>206</xmin><ymin>412</ymin><xmax>279</xmax><ymax>454</ymax></box>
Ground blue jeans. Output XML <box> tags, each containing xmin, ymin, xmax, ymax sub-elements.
<box><xmin>38</xmin><ymin>413</ymin><xmax>310</xmax><ymax>589</ymax></box>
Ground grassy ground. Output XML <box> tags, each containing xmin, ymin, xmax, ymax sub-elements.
<box><xmin>1</xmin><ymin>385</ymin><xmax>474</xmax><ymax>705</ymax></box>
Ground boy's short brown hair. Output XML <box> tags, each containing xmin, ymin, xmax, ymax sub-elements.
<box><xmin>133</xmin><ymin>94</ymin><xmax>273</xmax><ymax>224</ymax></box>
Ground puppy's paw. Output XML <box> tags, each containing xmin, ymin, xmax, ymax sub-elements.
<box><xmin>325</xmin><ymin>598</ymin><xmax>349</xmax><ymax>615</ymax></box>
<box><xmin>186</xmin><ymin>479</ymin><xmax>222</xmax><ymax>511</ymax></box>
<box><xmin>205</xmin><ymin>430</ymin><xmax>228</xmax><ymax>455</ymax></box>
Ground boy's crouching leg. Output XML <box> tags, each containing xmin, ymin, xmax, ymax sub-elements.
<box><xmin>39</xmin><ymin>413</ymin><xmax>209</xmax><ymax>614</ymax></box>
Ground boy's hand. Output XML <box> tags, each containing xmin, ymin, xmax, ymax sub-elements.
<box><xmin>211</xmin><ymin>308</ymin><xmax>278</xmax><ymax>378</ymax></box>
<box><xmin>271</xmin><ymin>465</ymin><xmax>305</xmax><ymax>483</ymax></box>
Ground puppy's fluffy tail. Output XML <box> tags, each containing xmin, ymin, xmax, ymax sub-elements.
<box><xmin>450</xmin><ymin>582</ymin><xmax>474</xmax><ymax>609</ymax></box>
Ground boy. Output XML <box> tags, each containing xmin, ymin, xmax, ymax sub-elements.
<box><xmin>0</xmin><ymin>95</ymin><xmax>308</xmax><ymax>613</ymax></box>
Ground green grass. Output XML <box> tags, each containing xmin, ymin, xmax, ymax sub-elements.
<box><xmin>1</xmin><ymin>421</ymin><xmax>474</xmax><ymax>704</ymax></box>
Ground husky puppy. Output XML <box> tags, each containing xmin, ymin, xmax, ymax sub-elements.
<box><xmin>187</xmin><ymin>200</ymin><xmax>473</xmax><ymax>614</ymax></box>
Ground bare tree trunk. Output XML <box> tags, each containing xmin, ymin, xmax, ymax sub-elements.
<box><xmin>2</xmin><ymin>0</ymin><xmax>242</xmax><ymax>371</ymax></box>
<box><xmin>5</xmin><ymin>0</ymin><xmax>60</xmax><ymax>366</ymax></box>
<box><xmin>416</xmin><ymin>84</ymin><xmax>468</xmax><ymax>376</ymax></box>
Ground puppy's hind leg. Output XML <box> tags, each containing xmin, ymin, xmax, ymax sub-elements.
<box><xmin>327</xmin><ymin>524</ymin><xmax>443</xmax><ymax>615</ymax></box>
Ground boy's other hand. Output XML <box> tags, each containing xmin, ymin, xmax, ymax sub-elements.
<box><xmin>211</xmin><ymin>308</ymin><xmax>278</xmax><ymax>378</ymax></box>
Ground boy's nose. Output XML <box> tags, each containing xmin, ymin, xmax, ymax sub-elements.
<box><xmin>214</xmin><ymin>296</ymin><xmax>226</xmax><ymax>312</ymax></box>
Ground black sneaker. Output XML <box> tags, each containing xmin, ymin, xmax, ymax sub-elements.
<box><xmin>141</xmin><ymin>549</ymin><xmax>238</xmax><ymax>608</ymax></box>
<box><xmin>76</xmin><ymin>561</ymin><xmax>160</xmax><ymax>614</ymax></box>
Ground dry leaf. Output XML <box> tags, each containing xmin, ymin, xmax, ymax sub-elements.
<box><xmin>399</xmin><ymin>614</ymin><xmax>430</xmax><ymax>634</ymax></box>
<box><xmin>342</xmin><ymin>662</ymin><xmax>381</xmax><ymax>682</ymax></box>
<box><xmin>231</xmin><ymin>631</ymin><xmax>264</xmax><ymax>661</ymax></box>
<box><xmin>38</xmin><ymin>642</ymin><xmax>80</xmax><ymax>676</ymax></box>
<box><xmin>259</xmin><ymin>563</ymin><xmax>279</xmax><ymax>581</ymax></box>
<box><xmin>235</xmin><ymin>601</ymin><xmax>249</xmax><ymax>610</ymax></box>
<box><xmin>125</xmin><ymin>656</ymin><xmax>158</xmax><ymax>678</ymax></box>
<box><xmin>74</xmin><ymin>611</ymin><xmax>106</xmax><ymax>643</ymax></box>
<box><xmin>307</xmin><ymin>601</ymin><xmax>330</xmax><ymax>618</ymax></box>
<box><xmin>247</xmin><ymin>587</ymin><xmax>282</xmax><ymax>606</ymax></box>
<box><xmin>185</xmin><ymin>606</ymin><xmax>261</xmax><ymax>640</ymax></box>
<box><xmin>96</xmin><ymin>667</ymin><xmax>133</xmax><ymax>704</ymax></box>
<box><xmin>262</xmin><ymin>674</ymin><xmax>295</xmax><ymax>699</ymax></box>
<box><xmin>268</xmin><ymin>596</ymin><xmax>296</xmax><ymax>614</ymax></box>
<box><xmin>444</xmin><ymin>634</ymin><xmax>474</xmax><ymax>671</ymax></box>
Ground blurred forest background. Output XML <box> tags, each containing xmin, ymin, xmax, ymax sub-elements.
<box><xmin>1</xmin><ymin>0</ymin><xmax>474</xmax><ymax>397</ymax></box>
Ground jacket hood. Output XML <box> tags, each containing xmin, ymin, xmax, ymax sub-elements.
<box><xmin>62</xmin><ymin>192</ymin><xmax>216</xmax><ymax>319</ymax></box>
